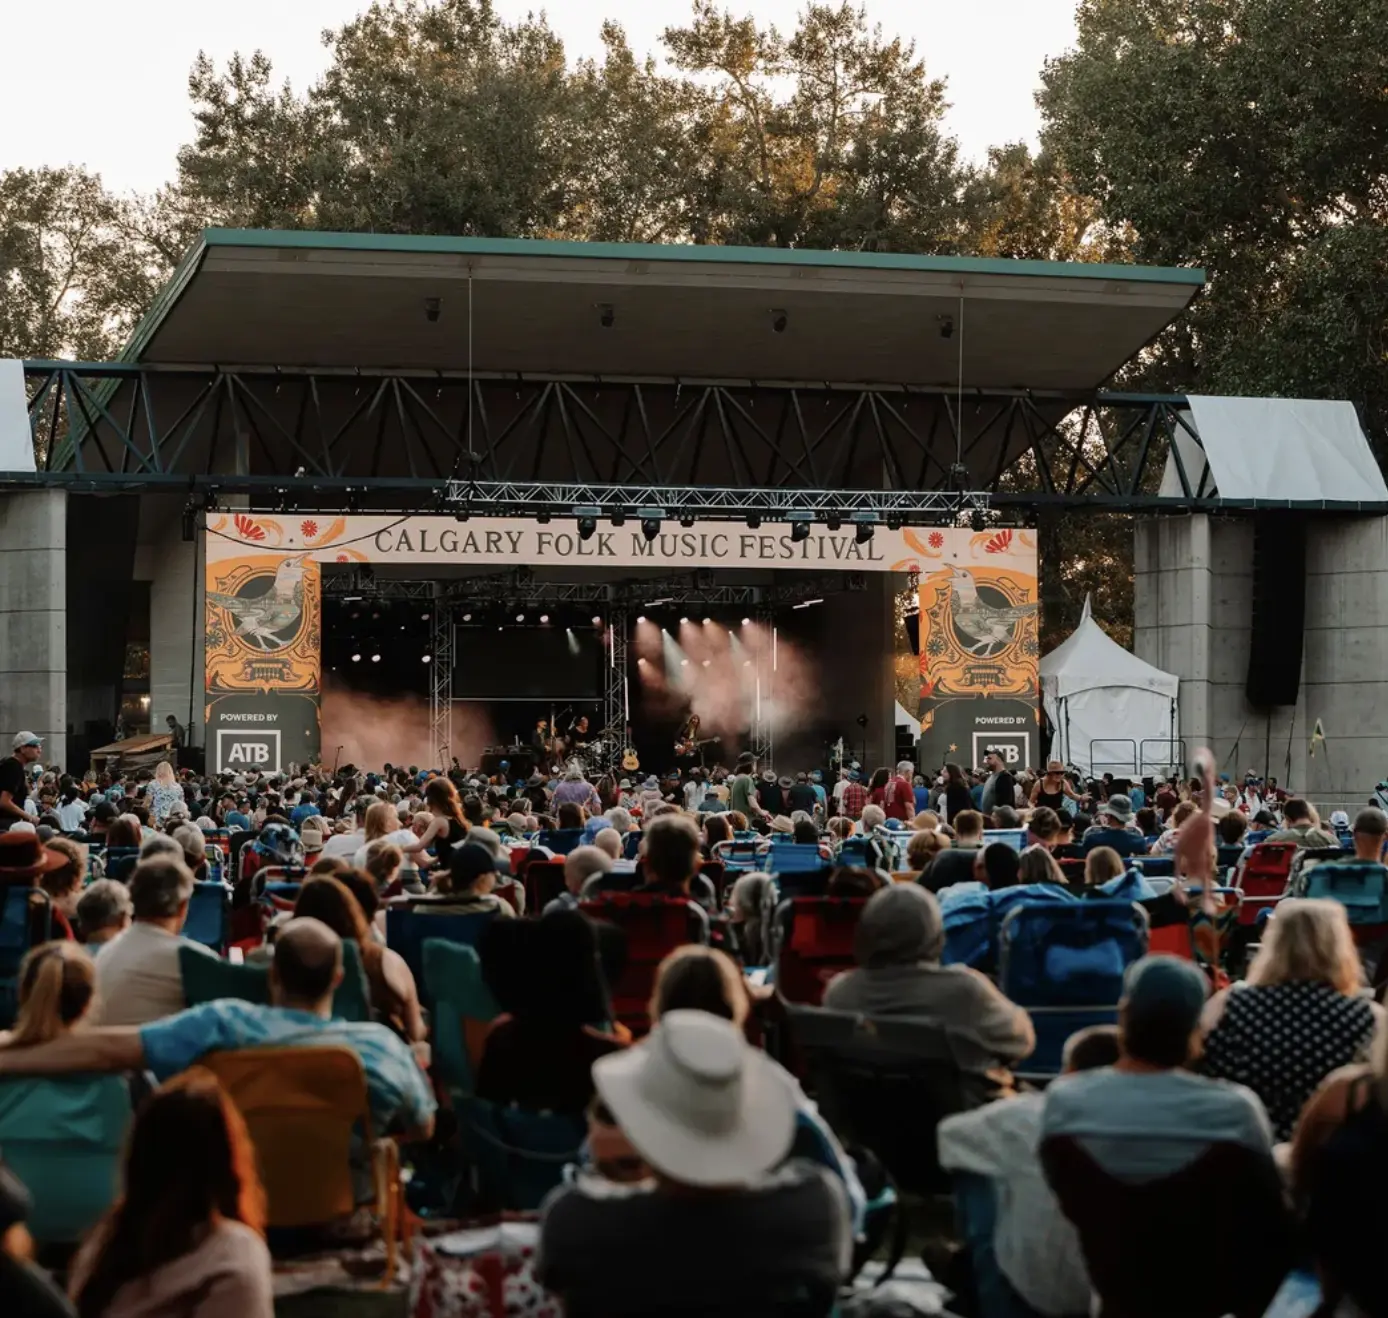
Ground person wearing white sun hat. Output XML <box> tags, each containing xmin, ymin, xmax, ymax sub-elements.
<box><xmin>536</xmin><ymin>1011</ymin><xmax>851</xmax><ymax>1313</ymax></box>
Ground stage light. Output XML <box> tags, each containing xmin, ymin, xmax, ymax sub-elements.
<box><xmin>742</xmin><ymin>617</ymin><xmax>751</xmax><ymax>626</ymax></box>
<box><xmin>703</xmin><ymin>616</ymin><xmax>712</xmax><ymax>625</ymax></box>
<box><xmin>680</xmin><ymin>616</ymin><xmax>690</xmax><ymax>625</ymax></box>
<box><xmin>679</xmin><ymin>515</ymin><xmax>695</xmax><ymax>528</ymax></box>
<box><xmin>636</xmin><ymin>615</ymin><xmax>646</xmax><ymax>624</ymax></box>
<box><xmin>577</xmin><ymin>516</ymin><xmax>597</xmax><ymax>540</ymax></box>
<box><xmin>638</xmin><ymin>656</ymin><xmax>647</xmax><ymax>665</ymax></box>
<box><xmin>701</xmin><ymin>659</ymin><xmax>711</xmax><ymax>667</ymax></box>
<box><xmin>422</xmin><ymin>654</ymin><xmax>432</xmax><ymax>663</ymax></box>
<box><xmin>855</xmin><ymin>522</ymin><xmax>874</xmax><ymax>545</ymax></box>
<box><xmin>611</xmin><ymin>511</ymin><xmax>626</xmax><ymax>527</ymax></box>
<box><xmin>462</xmin><ymin>612</ymin><xmax>472</xmax><ymax>622</ymax></box>
<box><xmin>680</xmin><ymin>659</ymin><xmax>689</xmax><ymax>666</ymax></box>
<box><xmin>971</xmin><ymin>508</ymin><xmax>987</xmax><ymax>532</ymax></box>
<box><xmin>641</xmin><ymin>517</ymin><xmax>661</xmax><ymax>541</ymax></box>
<box><xmin>539</xmin><ymin>614</ymin><xmax>550</xmax><ymax>624</ymax></box>
<box><xmin>351</xmin><ymin>653</ymin><xmax>361</xmax><ymax>663</ymax></box>
<box><xmin>790</xmin><ymin>519</ymin><xmax>810</xmax><ymax>543</ymax></box>
<box><xmin>886</xmin><ymin>514</ymin><xmax>902</xmax><ymax>531</ymax></box>
<box><xmin>421</xmin><ymin>612</ymin><xmax>430</xmax><ymax>620</ymax></box>
<box><xmin>536</xmin><ymin>511</ymin><xmax>551</xmax><ymax>525</ymax></box>
<box><xmin>516</xmin><ymin>613</ymin><xmax>525</xmax><ymax>623</ymax></box>
<box><xmin>592</xmin><ymin>615</ymin><xmax>602</xmax><ymax>626</ymax></box>
<box><xmin>370</xmin><ymin>653</ymin><xmax>381</xmax><ymax>663</ymax></box>
<box><xmin>825</xmin><ymin>516</ymin><xmax>842</xmax><ymax>531</ymax></box>
<box><xmin>746</xmin><ymin>513</ymin><xmax>762</xmax><ymax>529</ymax></box>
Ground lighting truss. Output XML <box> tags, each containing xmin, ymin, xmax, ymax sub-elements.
<box><xmin>601</xmin><ymin>607</ymin><xmax>629</xmax><ymax>775</ymax></box>
<box><xmin>429</xmin><ymin>588</ymin><xmax>455</xmax><ymax>769</ymax></box>
<box><xmin>443</xmin><ymin>480</ymin><xmax>990</xmax><ymax>521</ymax></box>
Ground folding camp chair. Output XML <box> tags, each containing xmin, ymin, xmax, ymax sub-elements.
<box><xmin>998</xmin><ymin>899</ymin><xmax>1149</xmax><ymax>1078</ymax></box>
<box><xmin>182</xmin><ymin>881</ymin><xmax>230</xmax><ymax>952</ymax></box>
<box><xmin>201</xmin><ymin>1046</ymin><xmax>405</xmax><ymax>1280</ymax></box>
<box><xmin>386</xmin><ymin>907</ymin><xmax>498</xmax><ymax>1003</ymax></box>
<box><xmin>0</xmin><ymin>887</ymin><xmax>50</xmax><ymax>1028</ymax></box>
<box><xmin>787</xmin><ymin>1004</ymin><xmax>989</xmax><ymax>1195</ymax></box>
<box><xmin>179</xmin><ymin>941</ymin><xmax>373</xmax><ymax>1021</ymax></box>
<box><xmin>579</xmin><ymin>892</ymin><xmax>708</xmax><ymax>1034</ymax></box>
<box><xmin>422</xmin><ymin>939</ymin><xmax>499</xmax><ymax>1099</ymax></box>
<box><xmin>773</xmin><ymin>896</ymin><xmax>867</xmax><ymax>1006</ymax></box>
<box><xmin>461</xmin><ymin>1098</ymin><xmax>586</xmax><ymax>1212</ymax></box>
<box><xmin>523</xmin><ymin>859</ymin><xmax>567</xmax><ymax>913</ymax></box>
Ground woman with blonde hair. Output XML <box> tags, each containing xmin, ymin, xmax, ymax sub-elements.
<box><xmin>146</xmin><ymin>762</ymin><xmax>184</xmax><ymax>829</ymax></box>
<box><xmin>1082</xmin><ymin>845</ymin><xmax>1126</xmax><ymax>889</ymax></box>
<box><xmin>1202</xmin><ymin>899</ymin><xmax>1380</xmax><ymax>1141</ymax></box>
<box><xmin>353</xmin><ymin>800</ymin><xmax>433</xmax><ymax>874</ymax></box>
<box><xmin>0</xmin><ymin>942</ymin><xmax>97</xmax><ymax>1048</ymax></box>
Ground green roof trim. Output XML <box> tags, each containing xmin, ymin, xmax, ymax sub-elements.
<box><xmin>202</xmin><ymin>227</ymin><xmax>1206</xmax><ymax>288</ymax></box>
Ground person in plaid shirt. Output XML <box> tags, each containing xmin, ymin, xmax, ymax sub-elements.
<box><xmin>839</xmin><ymin>773</ymin><xmax>868</xmax><ymax>820</ymax></box>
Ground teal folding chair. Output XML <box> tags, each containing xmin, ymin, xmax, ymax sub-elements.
<box><xmin>422</xmin><ymin>938</ymin><xmax>499</xmax><ymax>1098</ymax></box>
<box><xmin>0</xmin><ymin>887</ymin><xmax>51</xmax><ymax>1028</ymax></box>
<box><xmin>179</xmin><ymin>940</ymin><xmax>373</xmax><ymax>1022</ymax></box>
<box><xmin>0</xmin><ymin>1074</ymin><xmax>131</xmax><ymax>1244</ymax></box>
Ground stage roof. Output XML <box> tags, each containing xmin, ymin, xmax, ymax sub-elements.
<box><xmin>126</xmin><ymin>229</ymin><xmax>1203</xmax><ymax>392</ymax></box>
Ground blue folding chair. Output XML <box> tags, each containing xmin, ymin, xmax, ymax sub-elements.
<box><xmin>536</xmin><ymin>828</ymin><xmax>584</xmax><ymax>857</ymax></box>
<box><xmin>999</xmin><ymin>899</ymin><xmax>1149</xmax><ymax>1078</ymax></box>
<box><xmin>1133</xmin><ymin>856</ymin><xmax>1175</xmax><ymax>878</ymax></box>
<box><xmin>765</xmin><ymin>842</ymin><xmax>826</xmax><ymax>875</ymax></box>
<box><xmin>386</xmin><ymin>907</ymin><xmax>497</xmax><ymax>1003</ymax></box>
<box><xmin>423</xmin><ymin>939</ymin><xmax>499</xmax><ymax>1099</ymax></box>
<box><xmin>0</xmin><ymin>887</ymin><xmax>51</xmax><ymax>1028</ymax></box>
<box><xmin>461</xmin><ymin>1098</ymin><xmax>586</xmax><ymax>1211</ymax></box>
<box><xmin>182</xmin><ymin>881</ymin><xmax>230</xmax><ymax>953</ymax></box>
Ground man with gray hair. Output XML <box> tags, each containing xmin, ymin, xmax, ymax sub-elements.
<box><xmin>76</xmin><ymin>878</ymin><xmax>133</xmax><ymax>950</ymax></box>
<box><xmin>884</xmin><ymin>760</ymin><xmax>917</xmax><ymax>823</ymax></box>
<box><xmin>138</xmin><ymin>832</ymin><xmax>183</xmax><ymax>862</ymax></box>
<box><xmin>93</xmin><ymin>855</ymin><xmax>216</xmax><ymax>1026</ymax></box>
<box><xmin>546</xmin><ymin>844</ymin><xmax>613</xmax><ymax>914</ymax></box>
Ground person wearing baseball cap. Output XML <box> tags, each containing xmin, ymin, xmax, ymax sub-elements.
<box><xmin>536</xmin><ymin>1011</ymin><xmax>851</xmax><ymax>1311</ymax></box>
<box><xmin>0</xmin><ymin>734</ymin><xmax>42</xmax><ymax>833</ymax></box>
<box><xmin>1042</xmin><ymin>956</ymin><xmax>1273</xmax><ymax>1182</ymax></box>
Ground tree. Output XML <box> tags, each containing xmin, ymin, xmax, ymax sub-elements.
<box><xmin>0</xmin><ymin>166</ymin><xmax>164</xmax><ymax>361</ymax></box>
<box><xmin>1040</xmin><ymin>0</ymin><xmax>1388</xmax><ymax>440</ymax></box>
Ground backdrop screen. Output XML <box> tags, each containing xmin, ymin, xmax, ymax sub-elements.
<box><xmin>452</xmin><ymin>626</ymin><xmax>604</xmax><ymax>700</ymax></box>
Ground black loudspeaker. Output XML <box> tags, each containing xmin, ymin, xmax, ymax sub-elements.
<box><xmin>1245</xmin><ymin>512</ymin><xmax>1307</xmax><ymax>708</ymax></box>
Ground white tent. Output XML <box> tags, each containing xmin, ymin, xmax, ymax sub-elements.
<box><xmin>1040</xmin><ymin>598</ymin><xmax>1180</xmax><ymax>778</ymax></box>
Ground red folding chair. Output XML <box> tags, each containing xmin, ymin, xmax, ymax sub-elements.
<box><xmin>524</xmin><ymin>859</ymin><xmax>567</xmax><ymax>913</ymax></box>
<box><xmin>774</xmin><ymin>896</ymin><xmax>867</xmax><ymax>1005</ymax></box>
<box><xmin>579</xmin><ymin>892</ymin><xmax>708</xmax><ymax>1035</ymax></box>
<box><xmin>1234</xmin><ymin>842</ymin><xmax>1297</xmax><ymax>926</ymax></box>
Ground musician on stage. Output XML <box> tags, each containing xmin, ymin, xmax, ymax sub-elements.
<box><xmin>529</xmin><ymin>717</ymin><xmax>552</xmax><ymax>762</ymax></box>
<box><xmin>569</xmin><ymin>715</ymin><xmax>591</xmax><ymax>751</ymax></box>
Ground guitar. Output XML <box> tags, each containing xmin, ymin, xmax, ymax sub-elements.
<box><xmin>621</xmin><ymin>747</ymin><xmax>640</xmax><ymax>771</ymax></box>
<box><xmin>674</xmin><ymin>736</ymin><xmax>720</xmax><ymax>757</ymax></box>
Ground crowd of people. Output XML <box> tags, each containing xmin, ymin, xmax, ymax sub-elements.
<box><xmin>0</xmin><ymin>726</ymin><xmax>1385</xmax><ymax>1317</ymax></box>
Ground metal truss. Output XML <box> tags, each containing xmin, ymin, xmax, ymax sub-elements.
<box><xmin>429</xmin><ymin>589</ymin><xmax>454</xmax><ymax>769</ymax></box>
<box><xmin>322</xmin><ymin>569</ymin><xmax>880</xmax><ymax>609</ymax></box>
<box><xmin>21</xmin><ymin>361</ymin><xmax>1371</xmax><ymax>511</ymax></box>
<box><xmin>602</xmin><ymin>608</ymin><xmax>629</xmax><ymax>776</ymax></box>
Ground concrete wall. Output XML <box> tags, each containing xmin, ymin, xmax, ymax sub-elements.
<box><xmin>0</xmin><ymin>489</ymin><xmax>67</xmax><ymax>764</ymax></box>
<box><xmin>137</xmin><ymin>496</ymin><xmax>204</xmax><ymax>752</ymax></box>
<box><xmin>1135</xmin><ymin>513</ymin><xmax>1388</xmax><ymax>806</ymax></box>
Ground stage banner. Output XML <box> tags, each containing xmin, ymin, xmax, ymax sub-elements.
<box><xmin>204</xmin><ymin>513</ymin><xmax>323</xmax><ymax>775</ymax></box>
<box><xmin>913</xmin><ymin>526</ymin><xmax>1040</xmax><ymax>774</ymax></box>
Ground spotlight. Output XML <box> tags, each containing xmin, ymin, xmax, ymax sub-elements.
<box><xmin>701</xmin><ymin>659</ymin><xmax>711</xmax><ymax>667</ymax></box>
<box><xmin>370</xmin><ymin>653</ymin><xmax>381</xmax><ymax>663</ymax></box>
<box><xmin>789</xmin><ymin>517</ymin><xmax>811</xmax><ymax>543</ymax></box>
<box><xmin>680</xmin><ymin>659</ymin><xmax>689</xmax><ymax>666</ymax></box>
<box><xmin>351</xmin><ymin>653</ymin><xmax>361</xmax><ymax>663</ymax></box>
<box><xmin>421</xmin><ymin>612</ymin><xmax>430</xmax><ymax>621</ymax></box>
<box><xmin>971</xmin><ymin>508</ymin><xmax>988</xmax><ymax>532</ymax></box>
<box><xmin>536</xmin><ymin>511</ymin><xmax>552</xmax><ymax>525</ymax></box>
<box><xmin>611</xmin><ymin>510</ymin><xmax>626</xmax><ymax>527</ymax></box>
<box><xmin>422</xmin><ymin>654</ymin><xmax>432</xmax><ymax>663</ymax></box>
<box><xmin>462</xmin><ymin>612</ymin><xmax>472</xmax><ymax>622</ymax></box>
<box><xmin>855</xmin><ymin>521</ymin><xmax>875</xmax><ymax>545</ymax></box>
<box><xmin>679</xmin><ymin>515</ymin><xmax>695</xmax><ymax>528</ymax></box>
<box><xmin>597</xmin><ymin>303</ymin><xmax>615</xmax><ymax>329</ymax></box>
<box><xmin>636</xmin><ymin>615</ymin><xmax>646</xmax><ymax>624</ymax></box>
<box><xmin>641</xmin><ymin>518</ymin><xmax>661</xmax><ymax>541</ymax></box>
<box><xmin>886</xmin><ymin>514</ymin><xmax>902</xmax><ymax>531</ymax></box>
<box><xmin>516</xmin><ymin>613</ymin><xmax>525</xmax><ymax>623</ymax></box>
<box><xmin>938</xmin><ymin>314</ymin><xmax>954</xmax><ymax>339</ymax></box>
<box><xmin>770</xmin><ymin>308</ymin><xmax>788</xmax><ymax>334</ymax></box>
<box><xmin>453</xmin><ymin>509</ymin><xmax>469</xmax><ymax>523</ymax></box>
<box><xmin>680</xmin><ymin>616</ymin><xmax>690</xmax><ymax>625</ymax></box>
<box><xmin>638</xmin><ymin>656</ymin><xmax>647</xmax><ymax>665</ymax></box>
<box><xmin>539</xmin><ymin>614</ymin><xmax>549</xmax><ymax>624</ymax></box>
<box><xmin>825</xmin><ymin>516</ymin><xmax>842</xmax><ymax>532</ymax></box>
<box><xmin>424</xmin><ymin>297</ymin><xmax>442</xmax><ymax>322</ymax></box>
<box><xmin>742</xmin><ymin>617</ymin><xmax>751</xmax><ymax>626</ymax></box>
<box><xmin>746</xmin><ymin>513</ymin><xmax>762</xmax><ymax>529</ymax></box>
<box><xmin>592</xmin><ymin>615</ymin><xmax>602</xmax><ymax>626</ymax></box>
<box><xmin>703</xmin><ymin>617</ymin><xmax>712</xmax><ymax>625</ymax></box>
<box><xmin>577</xmin><ymin>516</ymin><xmax>597</xmax><ymax>540</ymax></box>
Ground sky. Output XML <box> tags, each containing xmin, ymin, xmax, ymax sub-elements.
<box><xmin>0</xmin><ymin>0</ymin><xmax>1078</xmax><ymax>196</ymax></box>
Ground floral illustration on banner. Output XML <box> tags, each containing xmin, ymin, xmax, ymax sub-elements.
<box><xmin>970</xmin><ymin>527</ymin><xmax>1014</xmax><ymax>556</ymax></box>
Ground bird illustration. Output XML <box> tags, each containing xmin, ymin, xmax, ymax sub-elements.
<box><xmin>208</xmin><ymin>555</ymin><xmax>307</xmax><ymax>651</ymax></box>
<box><xmin>945</xmin><ymin>566</ymin><xmax>1038</xmax><ymax>656</ymax></box>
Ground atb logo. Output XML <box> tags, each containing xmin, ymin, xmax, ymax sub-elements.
<box><xmin>972</xmin><ymin>732</ymin><xmax>1031</xmax><ymax>769</ymax></box>
<box><xmin>216</xmin><ymin>730</ymin><xmax>281</xmax><ymax>775</ymax></box>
